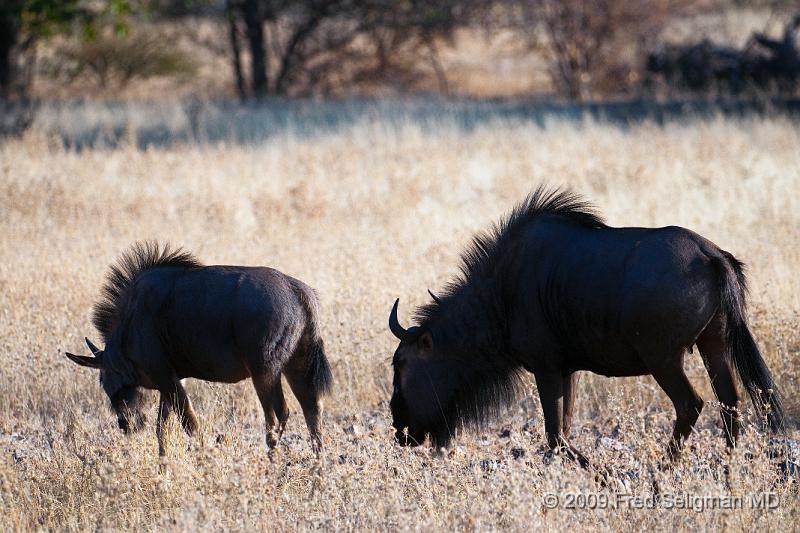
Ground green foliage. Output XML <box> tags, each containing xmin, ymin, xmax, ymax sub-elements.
<box><xmin>3</xmin><ymin>0</ymin><xmax>139</xmax><ymax>43</ymax></box>
<box><xmin>16</xmin><ymin>0</ymin><xmax>86</xmax><ymax>38</ymax></box>
<box><xmin>2</xmin><ymin>1</ymin><xmax>199</xmax><ymax>94</ymax></box>
<box><xmin>59</xmin><ymin>30</ymin><xmax>198</xmax><ymax>89</ymax></box>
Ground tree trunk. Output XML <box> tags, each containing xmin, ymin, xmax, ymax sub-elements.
<box><xmin>274</xmin><ymin>9</ymin><xmax>327</xmax><ymax>95</ymax></box>
<box><xmin>242</xmin><ymin>0</ymin><xmax>267</xmax><ymax>98</ymax></box>
<box><xmin>0</xmin><ymin>7</ymin><xmax>19</xmax><ymax>98</ymax></box>
<box><xmin>226</xmin><ymin>0</ymin><xmax>246</xmax><ymax>101</ymax></box>
<box><xmin>425</xmin><ymin>38</ymin><xmax>449</xmax><ymax>96</ymax></box>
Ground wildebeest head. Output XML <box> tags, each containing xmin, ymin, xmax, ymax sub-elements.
<box><xmin>388</xmin><ymin>299</ymin><xmax>462</xmax><ymax>448</ymax></box>
<box><xmin>65</xmin><ymin>337</ymin><xmax>146</xmax><ymax>433</ymax></box>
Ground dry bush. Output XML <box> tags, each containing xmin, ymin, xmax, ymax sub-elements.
<box><xmin>0</xmin><ymin>108</ymin><xmax>798</xmax><ymax>530</ymax></box>
<box><xmin>44</xmin><ymin>28</ymin><xmax>198</xmax><ymax>92</ymax></box>
<box><xmin>515</xmin><ymin>0</ymin><xmax>691</xmax><ymax>99</ymax></box>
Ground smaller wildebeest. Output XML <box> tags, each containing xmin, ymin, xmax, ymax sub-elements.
<box><xmin>65</xmin><ymin>242</ymin><xmax>332</xmax><ymax>457</ymax></box>
<box><xmin>388</xmin><ymin>187</ymin><xmax>785</xmax><ymax>467</ymax></box>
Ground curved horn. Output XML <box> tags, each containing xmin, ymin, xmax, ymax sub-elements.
<box><xmin>389</xmin><ymin>299</ymin><xmax>410</xmax><ymax>340</ymax></box>
<box><xmin>427</xmin><ymin>289</ymin><xmax>442</xmax><ymax>305</ymax></box>
<box><xmin>65</xmin><ymin>351</ymin><xmax>102</xmax><ymax>369</ymax></box>
<box><xmin>85</xmin><ymin>337</ymin><xmax>102</xmax><ymax>356</ymax></box>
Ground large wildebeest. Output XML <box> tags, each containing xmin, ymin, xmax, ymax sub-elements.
<box><xmin>65</xmin><ymin>242</ymin><xmax>332</xmax><ymax>457</ymax></box>
<box><xmin>388</xmin><ymin>187</ymin><xmax>785</xmax><ymax>465</ymax></box>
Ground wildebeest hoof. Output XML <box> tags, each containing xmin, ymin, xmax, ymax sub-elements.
<box><xmin>593</xmin><ymin>466</ymin><xmax>615</xmax><ymax>488</ymax></box>
<box><xmin>182</xmin><ymin>416</ymin><xmax>199</xmax><ymax>436</ymax></box>
<box><xmin>657</xmin><ymin>458</ymin><xmax>676</xmax><ymax>472</ymax></box>
<box><xmin>543</xmin><ymin>448</ymin><xmax>559</xmax><ymax>465</ymax></box>
<box><xmin>431</xmin><ymin>447</ymin><xmax>451</xmax><ymax>459</ymax></box>
<box><xmin>777</xmin><ymin>460</ymin><xmax>800</xmax><ymax>483</ymax></box>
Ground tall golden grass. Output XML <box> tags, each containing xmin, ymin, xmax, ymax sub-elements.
<box><xmin>0</xmin><ymin>112</ymin><xmax>798</xmax><ymax>530</ymax></box>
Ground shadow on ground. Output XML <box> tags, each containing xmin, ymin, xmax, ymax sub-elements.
<box><xmin>2</xmin><ymin>96</ymin><xmax>799</xmax><ymax>150</ymax></box>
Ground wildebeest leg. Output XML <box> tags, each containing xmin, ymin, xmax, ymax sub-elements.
<box><xmin>272</xmin><ymin>378</ymin><xmax>290</xmax><ymax>440</ymax></box>
<box><xmin>285</xmin><ymin>366</ymin><xmax>324</xmax><ymax>453</ymax></box>
<box><xmin>156</xmin><ymin>392</ymin><xmax>172</xmax><ymax>458</ymax></box>
<box><xmin>649</xmin><ymin>361</ymin><xmax>704</xmax><ymax>461</ymax></box>
<box><xmin>562</xmin><ymin>372</ymin><xmax>580</xmax><ymax>436</ymax></box>
<box><xmin>251</xmin><ymin>373</ymin><xmax>285</xmax><ymax>449</ymax></box>
<box><xmin>697</xmin><ymin>318</ymin><xmax>740</xmax><ymax>449</ymax></box>
<box><xmin>535</xmin><ymin>371</ymin><xmax>590</xmax><ymax>469</ymax></box>
<box><xmin>172</xmin><ymin>381</ymin><xmax>199</xmax><ymax>436</ymax></box>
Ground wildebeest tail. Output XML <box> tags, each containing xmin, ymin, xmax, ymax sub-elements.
<box><xmin>711</xmin><ymin>252</ymin><xmax>785</xmax><ymax>433</ymax></box>
<box><xmin>306</xmin><ymin>337</ymin><xmax>333</xmax><ymax>396</ymax></box>
<box><xmin>290</xmin><ymin>280</ymin><xmax>333</xmax><ymax>396</ymax></box>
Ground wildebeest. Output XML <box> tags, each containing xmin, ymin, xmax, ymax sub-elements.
<box><xmin>388</xmin><ymin>186</ymin><xmax>785</xmax><ymax>466</ymax></box>
<box><xmin>65</xmin><ymin>242</ymin><xmax>332</xmax><ymax>456</ymax></box>
<box><xmin>646</xmin><ymin>15</ymin><xmax>800</xmax><ymax>95</ymax></box>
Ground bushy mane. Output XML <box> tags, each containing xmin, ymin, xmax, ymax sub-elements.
<box><xmin>416</xmin><ymin>185</ymin><xmax>604</xmax><ymax>325</ymax></box>
<box><xmin>431</xmin><ymin>362</ymin><xmax>526</xmax><ymax>447</ymax></box>
<box><xmin>407</xmin><ymin>186</ymin><xmax>604</xmax><ymax>444</ymax></box>
<box><xmin>92</xmin><ymin>241</ymin><xmax>202</xmax><ymax>341</ymax></box>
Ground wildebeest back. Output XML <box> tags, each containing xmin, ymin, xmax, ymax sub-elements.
<box><xmin>127</xmin><ymin>265</ymin><xmax>310</xmax><ymax>383</ymax></box>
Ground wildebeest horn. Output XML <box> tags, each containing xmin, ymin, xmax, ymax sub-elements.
<box><xmin>85</xmin><ymin>337</ymin><xmax>102</xmax><ymax>356</ymax></box>
<box><xmin>428</xmin><ymin>289</ymin><xmax>442</xmax><ymax>305</ymax></box>
<box><xmin>389</xmin><ymin>299</ymin><xmax>410</xmax><ymax>341</ymax></box>
<box><xmin>65</xmin><ymin>351</ymin><xmax>103</xmax><ymax>368</ymax></box>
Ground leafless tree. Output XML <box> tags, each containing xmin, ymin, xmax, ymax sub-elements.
<box><xmin>226</xmin><ymin>0</ymin><xmax>475</xmax><ymax>98</ymax></box>
<box><xmin>516</xmin><ymin>0</ymin><xmax>684</xmax><ymax>100</ymax></box>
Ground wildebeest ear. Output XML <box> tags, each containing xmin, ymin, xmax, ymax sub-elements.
<box><xmin>417</xmin><ymin>331</ymin><xmax>433</xmax><ymax>355</ymax></box>
<box><xmin>65</xmin><ymin>352</ymin><xmax>103</xmax><ymax>369</ymax></box>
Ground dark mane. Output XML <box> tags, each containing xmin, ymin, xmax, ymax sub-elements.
<box><xmin>92</xmin><ymin>241</ymin><xmax>202</xmax><ymax>340</ymax></box>
<box><xmin>408</xmin><ymin>186</ymin><xmax>604</xmax><ymax>443</ymax></box>
<box><xmin>416</xmin><ymin>185</ymin><xmax>604</xmax><ymax>325</ymax></box>
<box><xmin>430</xmin><ymin>360</ymin><xmax>525</xmax><ymax>447</ymax></box>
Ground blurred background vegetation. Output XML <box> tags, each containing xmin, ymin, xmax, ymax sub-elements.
<box><xmin>0</xmin><ymin>0</ymin><xmax>798</xmax><ymax>102</ymax></box>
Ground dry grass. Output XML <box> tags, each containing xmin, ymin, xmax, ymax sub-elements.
<box><xmin>0</xmin><ymin>109</ymin><xmax>799</xmax><ymax>531</ymax></box>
